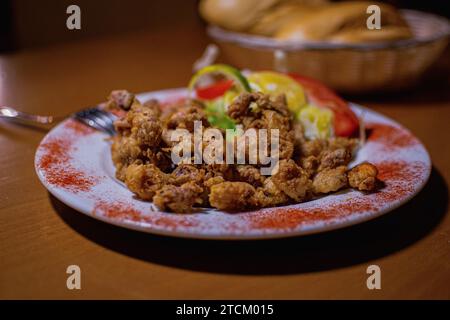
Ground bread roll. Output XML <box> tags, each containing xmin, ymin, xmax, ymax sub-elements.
<box><xmin>275</xmin><ymin>1</ymin><xmax>412</xmax><ymax>43</ymax></box>
<box><xmin>199</xmin><ymin>0</ymin><xmax>281</xmax><ymax>31</ymax></box>
<box><xmin>249</xmin><ymin>1</ymin><xmax>327</xmax><ymax>36</ymax></box>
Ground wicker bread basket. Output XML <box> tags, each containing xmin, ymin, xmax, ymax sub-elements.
<box><xmin>207</xmin><ymin>10</ymin><xmax>450</xmax><ymax>94</ymax></box>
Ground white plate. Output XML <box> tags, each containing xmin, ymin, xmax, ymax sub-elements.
<box><xmin>35</xmin><ymin>88</ymin><xmax>431</xmax><ymax>240</ymax></box>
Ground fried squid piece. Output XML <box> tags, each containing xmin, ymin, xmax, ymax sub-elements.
<box><xmin>271</xmin><ymin>159</ymin><xmax>312</xmax><ymax>202</ymax></box>
<box><xmin>111</xmin><ymin>136</ymin><xmax>142</xmax><ymax>181</ymax></box>
<box><xmin>236</xmin><ymin>165</ymin><xmax>266</xmax><ymax>187</ymax></box>
<box><xmin>318</xmin><ymin>148</ymin><xmax>352</xmax><ymax>171</ymax></box>
<box><xmin>227</xmin><ymin>92</ymin><xmax>295</xmax><ymax>160</ymax></box>
<box><xmin>253</xmin><ymin>177</ymin><xmax>290</xmax><ymax>207</ymax></box>
<box><xmin>124</xmin><ymin>163</ymin><xmax>171</xmax><ymax>200</ymax></box>
<box><xmin>128</xmin><ymin>102</ymin><xmax>162</xmax><ymax>148</ymax></box>
<box><xmin>300</xmin><ymin>139</ymin><xmax>328</xmax><ymax>157</ymax></box>
<box><xmin>312</xmin><ymin>166</ymin><xmax>348</xmax><ymax>194</ymax></box>
<box><xmin>153</xmin><ymin>182</ymin><xmax>204</xmax><ymax>213</ymax></box>
<box><xmin>227</xmin><ymin>92</ymin><xmax>256</xmax><ymax>121</ymax></box>
<box><xmin>348</xmin><ymin>162</ymin><xmax>379</xmax><ymax>191</ymax></box>
<box><xmin>209</xmin><ymin>182</ymin><xmax>256</xmax><ymax>211</ymax></box>
<box><xmin>299</xmin><ymin>155</ymin><xmax>319</xmax><ymax>178</ymax></box>
<box><xmin>105</xmin><ymin>90</ymin><xmax>135</xmax><ymax>111</ymax></box>
<box><xmin>165</xmin><ymin>101</ymin><xmax>209</xmax><ymax>131</ymax></box>
<box><xmin>171</xmin><ymin>164</ymin><xmax>205</xmax><ymax>185</ymax></box>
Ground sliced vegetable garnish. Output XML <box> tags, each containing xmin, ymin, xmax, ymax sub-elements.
<box><xmin>205</xmin><ymin>98</ymin><xmax>236</xmax><ymax>130</ymax></box>
<box><xmin>288</xmin><ymin>73</ymin><xmax>359</xmax><ymax>137</ymax></box>
<box><xmin>298</xmin><ymin>104</ymin><xmax>334</xmax><ymax>140</ymax></box>
<box><xmin>247</xmin><ymin>71</ymin><xmax>306</xmax><ymax>114</ymax></box>
<box><xmin>189</xmin><ymin>64</ymin><xmax>251</xmax><ymax>100</ymax></box>
<box><xmin>201</xmin><ymin>89</ymin><xmax>240</xmax><ymax>129</ymax></box>
<box><xmin>195</xmin><ymin>79</ymin><xmax>234</xmax><ymax>100</ymax></box>
<box><xmin>188</xmin><ymin>65</ymin><xmax>358</xmax><ymax>136</ymax></box>
<box><xmin>189</xmin><ymin>64</ymin><xmax>250</xmax><ymax>129</ymax></box>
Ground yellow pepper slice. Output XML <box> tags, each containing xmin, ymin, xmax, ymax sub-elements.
<box><xmin>247</xmin><ymin>71</ymin><xmax>307</xmax><ymax>114</ymax></box>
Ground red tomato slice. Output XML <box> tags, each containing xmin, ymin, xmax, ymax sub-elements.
<box><xmin>288</xmin><ymin>73</ymin><xmax>359</xmax><ymax>137</ymax></box>
<box><xmin>195</xmin><ymin>79</ymin><xmax>234</xmax><ymax>100</ymax></box>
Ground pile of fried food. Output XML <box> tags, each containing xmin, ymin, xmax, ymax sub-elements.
<box><xmin>200</xmin><ymin>0</ymin><xmax>412</xmax><ymax>43</ymax></box>
<box><xmin>108</xmin><ymin>85</ymin><xmax>379</xmax><ymax>213</ymax></box>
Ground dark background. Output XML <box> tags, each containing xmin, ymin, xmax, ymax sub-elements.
<box><xmin>0</xmin><ymin>0</ymin><xmax>449</xmax><ymax>52</ymax></box>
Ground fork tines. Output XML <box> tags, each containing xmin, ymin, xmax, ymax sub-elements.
<box><xmin>74</xmin><ymin>107</ymin><xmax>117</xmax><ymax>135</ymax></box>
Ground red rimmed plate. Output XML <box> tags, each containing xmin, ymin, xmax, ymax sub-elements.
<box><xmin>35</xmin><ymin>88</ymin><xmax>431</xmax><ymax>240</ymax></box>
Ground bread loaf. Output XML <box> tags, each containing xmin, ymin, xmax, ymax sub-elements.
<box><xmin>275</xmin><ymin>1</ymin><xmax>412</xmax><ymax>43</ymax></box>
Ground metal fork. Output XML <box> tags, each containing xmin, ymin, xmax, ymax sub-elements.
<box><xmin>0</xmin><ymin>105</ymin><xmax>117</xmax><ymax>135</ymax></box>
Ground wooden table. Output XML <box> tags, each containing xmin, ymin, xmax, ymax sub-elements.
<box><xmin>1</xmin><ymin>23</ymin><xmax>449</xmax><ymax>299</ymax></box>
